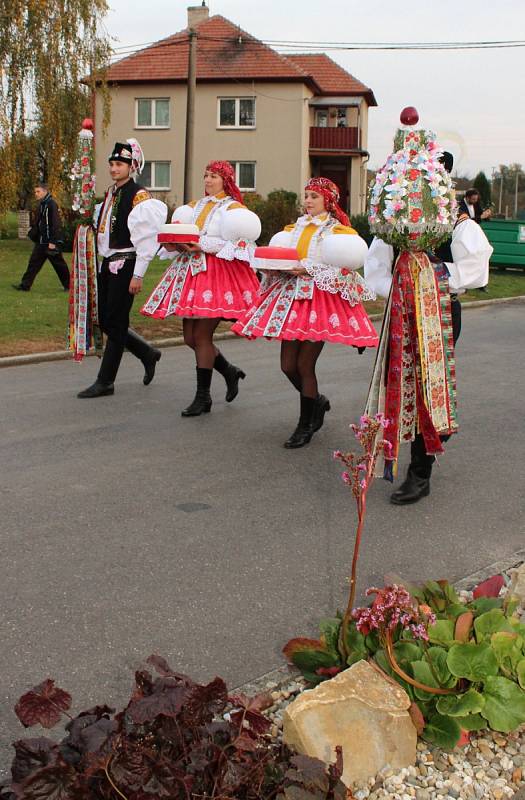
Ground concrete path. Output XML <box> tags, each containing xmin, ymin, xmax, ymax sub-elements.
<box><xmin>1</xmin><ymin>303</ymin><xmax>524</xmax><ymax>768</ymax></box>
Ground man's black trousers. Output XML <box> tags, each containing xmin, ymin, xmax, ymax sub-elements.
<box><xmin>97</xmin><ymin>256</ymin><xmax>156</xmax><ymax>384</ymax></box>
<box><xmin>20</xmin><ymin>243</ymin><xmax>70</xmax><ymax>290</ymax></box>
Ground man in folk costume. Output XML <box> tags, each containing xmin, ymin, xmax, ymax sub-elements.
<box><xmin>78</xmin><ymin>139</ymin><xmax>167</xmax><ymax>398</ymax></box>
<box><xmin>364</xmin><ymin>109</ymin><xmax>492</xmax><ymax>504</ymax></box>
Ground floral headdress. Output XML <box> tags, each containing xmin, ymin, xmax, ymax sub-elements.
<box><xmin>368</xmin><ymin>108</ymin><xmax>457</xmax><ymax>252</ymax></box>
<box><xmin>205</xmin><ymin>160</ymin><xmax>243</xmax><ymax>203</ymax></box>
<box><xmin>305</xmin><ymin>176</ymin><xmax>350</xmax><ymax>226</ymax></box>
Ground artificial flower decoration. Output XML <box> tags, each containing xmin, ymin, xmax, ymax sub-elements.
<box><xmin>368</xmin><ymin>107</ymin><xmax>457</xmax><ymax>251</ymax></box>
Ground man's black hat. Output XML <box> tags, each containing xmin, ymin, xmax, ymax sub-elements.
<box><xmin>108</xmin><ymin>142</ymin><xmax>133</xmax><ymax>164</ymax></box>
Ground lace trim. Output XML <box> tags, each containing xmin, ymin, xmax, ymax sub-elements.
<box><xmin>303</xmin><ymin>260</ymin><xmax>376</xmax><ymax>306</ymax></box>
<box><xmin>215</xmin><ymin>238</ymin><xmax>255</xmax><ymax>263</ymax></box>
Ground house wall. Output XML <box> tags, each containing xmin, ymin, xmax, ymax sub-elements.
<box><xmin>95</xmin><ymin>81</ymin><xmax>310</xmax><ymax>208</ymax></box>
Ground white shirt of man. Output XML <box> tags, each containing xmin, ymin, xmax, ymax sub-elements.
<box><xmin>364</xmin><ymin>217</ymin><xmax>493</xmax><ymax>298</ymax></box>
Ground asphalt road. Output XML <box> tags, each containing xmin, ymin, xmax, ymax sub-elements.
<box><xmin>1</xmin><ymin>302</ymin><xmax>524</xmax><ymax>768</ymax></box>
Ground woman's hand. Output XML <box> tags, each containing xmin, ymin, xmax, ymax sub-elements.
<box><xmin>291</xmin><ymin>265</ymin><xmax>307</xmax><ymax>276</ymax></box>
<box><xmin>178</xmin><ymin>242</ymin><xmax>202</xmax><ymax>254</ymax></box>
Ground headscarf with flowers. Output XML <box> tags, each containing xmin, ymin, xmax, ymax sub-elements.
<box><xmin>206</xmin><ymin>160</ymin><xmax>243</xmax><ymax>203</ymax></box>
<box><xmin>305</xmin><ymin>176</ymin><xmax>351</xmax><ymax>227</ymax></box>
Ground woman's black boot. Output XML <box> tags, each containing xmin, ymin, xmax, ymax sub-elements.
<box><xmin>284</xmin><ymin>395</ymin><xmax>316</xmax><ymax>449</ymax></box>
<box><xmin>214</xmin><ymin>350</ymin><xmax>246</xmax><ymax>402</ymax></box>
<box><xmin>181</xmin><ymin>367</ymin><xmax>212</xmax><ymax>416</ymax></box>
<box><xmin>312</xmin><ymin>394</ymin><xmax>331</xmax><ymax>432</ymax></box>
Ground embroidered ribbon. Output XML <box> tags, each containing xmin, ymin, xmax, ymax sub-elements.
<box><xmin>67</xmin><ymin>224</ymin><xmax>102</xmax><ymax>361</ymax></box>
<box><xmin>364</xmin><ymin>250</ymin><xmax>457</xmax><ymax>477</ymax></box>
<box><xmin>142</xmin><ymin>249</ymin><xmax>208</xmax><ymax>317</ymax></box>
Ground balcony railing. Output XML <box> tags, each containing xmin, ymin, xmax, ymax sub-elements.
<box><xmin>309</xmin><ymin>126</ymin><xmax>359</xmax><ymax>151</ymax></box>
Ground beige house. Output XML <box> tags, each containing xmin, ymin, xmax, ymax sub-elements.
<box><xmin>95</xmin><ymin>5</ymin><xmax>377</xmax><ymax>215</ymax></box>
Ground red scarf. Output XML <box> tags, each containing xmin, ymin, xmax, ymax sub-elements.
<box><xmin>305</xmin><ymin>176</ymin><xmax>350</xmax><ymax>226</ymax></box>
<box><xmin>206</xmin><ymin>160</ymin><xmax>243</xmax><ymax>203</ymax></box>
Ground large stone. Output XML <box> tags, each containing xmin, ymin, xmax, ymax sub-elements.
<box><xmin>508</xmin><ymin>564</ymin><xmax>525</xmax><ymax>607</ymax></box>
<box><xmin>283</xmin><ymin>659</ymin><xmax>417</xmax><ymax>787</ymax></box>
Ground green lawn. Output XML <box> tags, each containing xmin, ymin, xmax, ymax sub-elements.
<box><xmin>1</xmin><ymin>239</ymin><xmax>524</xmax><ymax>357</ymax></box>
<box><xmin>0</xmin><ymin>240</ymin><xmax>188</xmax><ymax>356</ymax></box>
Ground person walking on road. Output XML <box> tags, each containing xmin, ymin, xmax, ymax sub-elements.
<box><xmin>141</xmin><ymin>160</ymin><xmax>261</xmax><ymax>417</ymax></box>
<box><xmin>365</xmin><ymin>151</ymin><xmax>493</xmax><ymax>505</ymax></box>
<box><xmin>77</xmin><ymin>139</ymin><xmax>167</xmax><ymax>399</ymax></box>
<box><xmin>232</xmin><ymin>177</ymin><xmax>377</xmax><ymax>449</ymax></box>
<box><xmin>13</xmin><ymin>183</ymin><xmax>70</xmax><ymax>292</ymax></box>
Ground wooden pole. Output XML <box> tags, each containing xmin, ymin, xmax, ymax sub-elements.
<box><xmin>183</xmin><ymin>29</ymin><xmax>197</xmax><ymax>204</ymax></box>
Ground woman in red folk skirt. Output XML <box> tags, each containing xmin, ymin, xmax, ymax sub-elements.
<box><xmin>141</xmin><ymin>161</ymin><xmax>261</xmax><ymax>416</ymax></box>
<box><xmin>232</xmin><ymin>177</ymin><xmax>379</xmax><ymax>448</ymax></box>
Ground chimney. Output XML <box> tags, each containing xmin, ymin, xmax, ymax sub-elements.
<box><xmin>187</xmin><ymin>2</ymin><xmax>209</xmax><ymax>29</ymax></box>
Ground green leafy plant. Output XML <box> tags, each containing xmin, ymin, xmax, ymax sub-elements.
<box><xmin>1</xmin><ymin>655</ymin><xmax>349</xmax><ymax>799</ymax></box>
<box><xmin>284</xmin><ymin>574</ymin><xmax>525</xmax><ymax>749</ymax></box>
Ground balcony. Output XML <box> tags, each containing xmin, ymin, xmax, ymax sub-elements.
<box><xmin>309</xmin><ymin>126</ymin><xmax>359</xmax><ymax>153</ymax></box>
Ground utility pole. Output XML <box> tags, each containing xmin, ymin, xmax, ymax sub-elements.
<box><xmin>183</xmin><ymin>28</ymin><xmax>197</xmax><ymax>204</ymax></box>
<box><xmin>514</xmin><ymin>169</ymin><xmax>519</xmax><ymax>219</ymax></box>
<box><xmin>498</xmin><ymin>173</ymin><xmax>503</xmax><ymax>215</ymax></box>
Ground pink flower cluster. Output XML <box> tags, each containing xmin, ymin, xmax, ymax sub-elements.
<box><xmin>334</xmin><ymin>413</ymin><xmax>392</xmax><ymax>499</ymax></box>
<box><xmin>352</xmin><ymin>584</ymin><xmax>436</xmax><ymax>641</ymax></box>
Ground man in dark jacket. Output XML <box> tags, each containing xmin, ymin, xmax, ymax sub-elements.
<box><xmin>13</xmin><ymin>182</ymin><xmax>70</xmax><ymax>291</ymax></box>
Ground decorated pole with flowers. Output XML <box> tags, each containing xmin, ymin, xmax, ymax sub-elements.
<box><xmin>67</xmin><ymin>118</ymin><xmax>102</xmax><ymax>362</ymax></box>
<box><xmin>365</xmin><ymin>107</ymin><xmax>458</xmax><ymax>480</ymax></box>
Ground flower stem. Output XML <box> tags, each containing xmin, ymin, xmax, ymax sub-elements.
<box><xmin>384</xmin><ymin>629</ymin><xmax>457</xmax><ymax>695</ymax></box>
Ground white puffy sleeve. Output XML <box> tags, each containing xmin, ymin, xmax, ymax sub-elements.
<box><xmin>446</xmin><ymin>219</ymin><xmax>492</xmax><ymax>292</ymax></box>
<box><xmin>128</xmin><ymin>198</ymin><xmax>168</xmax><ymax>278</ymax></box>
<box><xmin>214</xmin><ymin>206</ymin><xmax>262</xmax><ymax>263</ymax></box>
<box><xmin>172</xmin><ymin>204</ymin><xmax>195</xmax><ymax>224</ymax></box>
<box><xmin>364</xmin><ymin>237</ymin><xmax>394</xmax><ymax>299</ymax></box>
<box><xmin>320</xmin><ymin>231</ymin><xmax>369</xmax><ymax>270</ymax></box>
<box><xmin>269</xmin><ymin>230</ymin><xmax>294</xmax><ymax>248</ymax></box>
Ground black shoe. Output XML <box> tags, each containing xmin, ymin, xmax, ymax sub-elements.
<box><xmin>181</xmin><ymin>367</ymin><xmax>212</xmax><ymax>417</ymax></box>
<box><xmin>214</xmin><ymin>351</ymin><xmax>246</xmax><ymax>402</ymax></box>
<box><xmin>390</xmin><ymin>468</ymin><xmax>430</xmax><ymax>505</ymax></box>
<box><xmin>77</xmin><ymin>381</ymin><xmax>115</xmax><ymax>399</ymax></box>
<box><xmin>13</xmin><ymin>284</ymin><xmax>30</xmax><ymax>291</ymax></box>
<box><xmin>224</xmin><ymin>366</ymin><xmax>246</xmax><ymax>402</ymax></box>
<box><xmin>181</xmin><ymin>396</ymin><xmax>212</xmax><ymax>416</ymax></box>
<box><xmin>143</xmin><ymin>349</ymin><xmax>161</xmax><ymax>386</ymax></box>
<box><xmin>312</xmin><ymin>394</ymin><xmax>331</xmax><ymax>433</ymax></box>
<box><xmin>284</xmin><ymin>395</ymin><xmax>316</xmax><ymax>449</ymax></box>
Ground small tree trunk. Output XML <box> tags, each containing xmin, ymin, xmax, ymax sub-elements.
<box><xmin>18</xmin><ymin>209</ymin><xmax>30</xmax><ymax>239</ymax></box>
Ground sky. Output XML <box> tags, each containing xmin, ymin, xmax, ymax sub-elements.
<box><xmin>103</xmin><ymin>0</ymin><xmax>525</xmax><ymax>179</ymax></box>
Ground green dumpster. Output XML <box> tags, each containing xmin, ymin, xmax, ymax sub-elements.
<box><xmin>481</xmin><ymin>219</ymin><xmax>525</xmax><ymax>269</ymax></box>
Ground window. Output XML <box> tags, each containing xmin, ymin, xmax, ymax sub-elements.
<box><xmin>135</xmin><ymin>98</ymin><xmax>170</xmax><ymax>128</ymax></box>
<box><xmin>218</xmin><ymin>97</ymin><xmax>255</xmax><ymax>128</ymax></box>
<box><xmin>336</xmin><ymin>108</ymin><xmax>348</xmax><ymax>128</ymax></box>
<box><xmin>142</xmin><ymin>161</ymin><xmax>171</xmax><ymax>190</ymax></box>
<box><xmin>315</xmin><ymin>110</ymin><xmax>328</xmax><ymax>127</ymax></box>
<box><xmin>229</xmin><ymin>161</ymin><xmax>256</xmax><ymax>191</ymax></box>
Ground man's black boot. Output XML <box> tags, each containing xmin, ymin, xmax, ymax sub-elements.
<box><xmin>77</xmin><ymin>381</ymin><xmax>114</xmax><ymax>398</ymax></box>
<box><xmin>78</xmin><ymin>339</ymin><xmax>122</xmax><ymax>398</ymax></box>
<box><xmin>214</xmin><ymin>350</ymin><xmax>245</xmax><ymax>402</ymax></box>
<box><xmin>126</xmin><ymin>329</ymin><xmax>161</xmax><ymax>385</ymax></box>
<box><xmin>284</xmin><ymin>395</ymin><xmax>316</xmax><ymax>449</ymax></box>
<box><xmin>181</xmin><ymin>367</ymin><xmax>212</xmax><ymax>416</ymax></box>
<box><xmin>312</xmin><ymin>394</ymin><xmax>331</xmax><ymax>432</ymax></box>
<box><xmin>390</xmin><ymin>467</ymin><xmax>430</xmax><ymax>505</ymax></box>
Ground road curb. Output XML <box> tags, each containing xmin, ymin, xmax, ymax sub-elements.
<box><xmin>233</xmin><ymin>548</ymin><xmax>525</xmax><ymax>695</ymax></box>
<box><xmin>1</xmin><ymin>294</ymin><xmax>524</xmax><ymax>369</ymax></box>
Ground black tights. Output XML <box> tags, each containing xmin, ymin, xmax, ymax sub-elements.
<box><xmin>280</xmin><ymin>340</ymin><xmax>325</xmax><ymax>398</ymax></box>
<box><xmin>183</xmin><ymin>318</ymin><xmax>221</xmax><ymax>368</ymax></box>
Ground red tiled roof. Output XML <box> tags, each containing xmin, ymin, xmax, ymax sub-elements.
<box><xmin>105</xmin><ymin>15</ymin><xmax>316</xmax><ymax>86</ymax></box>
<box><xmin>287</xmin><ymin>54</ymin><xmax>377</xmax><ymax>106</ymax></box>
